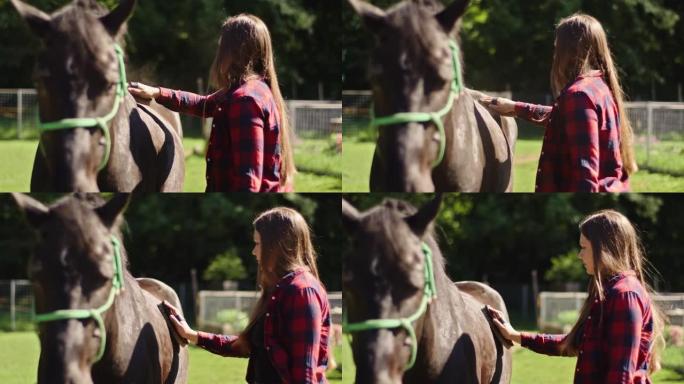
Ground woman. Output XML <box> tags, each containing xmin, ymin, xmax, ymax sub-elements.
<box><xmin>481</xmin><ymin>13</ymin><xmax>636</xmax><ymax>192</ymax></box>
<box><xmin>489</xmin><ymin>210</ymin><xmax>664</xmax><ymax>383</ymax></box>
<box><xmin>129</xmin><ymin>14</ymin><xmax>295</xmax><ymax>192</ymax></box>
<box><xmin>164</xmin><ymin>207</ymin><xmax>331</xmax><ymax>383</ymax></box>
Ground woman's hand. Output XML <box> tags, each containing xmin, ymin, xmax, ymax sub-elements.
<box><xmin>479</xmin><ymin>96</ymin><xmax>517</xmax><ymax>117</ymax></box>
<box><xmin>163</xmin><ymin>300</ymin><xmax>198</xmax><ymax>345</ymax></box>
<box><xmin>487</xmin><ymin>306</ymin><xmax>522</xmax><ymax>344</ymax></box>
<box><xmin>128</xmin><ymin>81</ymin><xmax>160</xmax><ymax>100</ymax></box>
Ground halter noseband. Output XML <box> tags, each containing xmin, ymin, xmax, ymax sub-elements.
<box><xmin>342</xmin><ymin>242</ymin><xmax>437</xmax><ymax>371</ymax></box>
<box><xmin>370</xmin><ymin>39</ymin><xmax>464</xmax><ymax>168</ymax></box>
<box><xmin>34</xmin><ymin>236</ymin><xmax>124</xmax><ymax>363</ymax></box>
<box><xmin>38</xmin><ymin>44</ymin><xmax>127</xmax><ymax>172</ymax></box>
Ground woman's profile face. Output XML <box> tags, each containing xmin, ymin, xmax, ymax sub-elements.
<box><xmin>252</xmin><ymin>230</ymin><xmax>262</xmax><ymax>265</ymax></box>
<box><xmin>578</xmin><ymin>233</ymin><xmax>595</xmax><ymax>275</ymax></box>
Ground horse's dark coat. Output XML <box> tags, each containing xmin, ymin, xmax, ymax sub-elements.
<box><xmin>349</xmin><ymin>0</ymin><xmax>517</xmax><ymax>192</ymax></box>
<box><xmin>11</xmin><ymin>0</ymin><xmax>184</xmax><ymax>192</ymax></box>
<box><xmin>342</xmin><ymin>195</ymin><xmax>513</xmax><ymax>383</ymax></box>
<box><xmin>13</xmin><ymin>193</ymin><xmax>188</xmax><ymax>384</ymax></box>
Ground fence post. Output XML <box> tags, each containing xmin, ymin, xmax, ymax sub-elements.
<box><xmin>17</xmin><ymin>89</ymin><xmax>24</xmax><ymax>139</ymax></box>
<box><xmin>10</xmin><ymin>279</ymin><xmax>16</xmax><ymax>331</ymax></box>
<box><xmin>646</xmin><ymin>102</ymin><xmax>653</xmax><ymax>166</ymax></box>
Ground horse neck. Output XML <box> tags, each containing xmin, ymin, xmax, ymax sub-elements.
<box><xmin>409</xmin><ymin>237</ymin><xmax>465</xmax><ymax>375</ymax></box>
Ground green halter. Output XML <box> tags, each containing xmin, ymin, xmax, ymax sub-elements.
<box><xmin>38</xmin><ymin>44</ymin><xmax>127</xmax><ymax>172</ymax></box>
<box><xmin>34</xmin><ymin>236</ymin><xmax>124</xmax><ymax>363</ymax></box>
<box><xmin>342</xmin><ymin>242</ymin><xmax>437</xmax><ymax>371</ymax></box>
<box><xmin>371</xmin><ymin>40</ymin><xmax>463</xmax><ymax>168</ymax></box>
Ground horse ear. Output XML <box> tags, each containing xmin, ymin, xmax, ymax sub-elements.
<box><xmin>342</xmin><ymin>199</ymin><xmax>361</xmax><ymax>232</ymax></box>
<box><xmin>435</xmin><ymin>0</ymin><xmax>470</xmax><ymax>34</ymax></box>
<box><xmin>99</xmin><ymin>0</ymin><xmax>136</xmax><ymax>37</ymax></box>
<box><xmin>348</xmin><ymin>0</ymin><xmax>386</xmax><ymax>33</ymax></box>
<box><xmin>405</xmin><ymin>194</ymin><xmax>443</xmax><ymax>237</ymax></box>
<box><xmin>95</xmin><ymin>193</ymin><xmax>130</xmax><ymax>229</ymax></box>
<box><xmin>12</xmin><ymin>193</ymin><xmax>50</xmax><ymax>227</ymax></box>
<box><xmin>10</xmin><ymin>0</ymin><xmax>51</xmax><ymax>37</ymax></box>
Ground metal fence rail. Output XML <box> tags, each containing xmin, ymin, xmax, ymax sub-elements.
<box><xmin>198</xmin><ymin>290</ymin><xmax>343</xmax><ymax>332</ymax></box>
<box><xmin>0</xmin><ymin>280</ymin><xmax>34</xmax><ymax>331</ymax></box>
<box><xmin>343</xmin><ymin>90</ymin><xmax>684</xmax><ymax>172</ymax></box>
<box><xmin>0</xmin><ymin>89</ymin><xmax>341</xmax><ymax>141</ymax></box>
<box><xmin>539</xmin><ymin>291</ymin><xmax>684</xmax><ymax>331</ymax></box>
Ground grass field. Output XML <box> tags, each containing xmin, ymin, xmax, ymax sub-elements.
<box><xmin>0</xmin><ymin>331</ymin><xmax>343</xmax><ymax>383</ymax></box>
<box><xmin>340</xmin><ymin>334</ymin><xmax>684</xmax><ymax>383</ymax></box>
<box><xmin>342</xmin><ymin>132</ymin><xmax>684</xmax><ymax>192</ymax></box>
<box><xmin>0</xmin><ymin>136</ymin><xmax>341</xmax><ymax>192</ymax></box>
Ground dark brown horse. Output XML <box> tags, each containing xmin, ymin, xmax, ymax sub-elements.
<box><xmin>11</xmin><ymin>0</ymin><xmax>184</xmax><ymax>192</ymax></box>
<box><xmin>342</xmin><ymin>195</ymin><xmax>512</xmax><ymax>383</ymax></box>
<box><xmin>349</xmin><ymin>0</ymin><xmax>517</xmax><ymax>192</ymax></box>
<box><xmin>13</xmin><ymin>193</ymin><xmax>188</xmax><ymax>384</ymax></box>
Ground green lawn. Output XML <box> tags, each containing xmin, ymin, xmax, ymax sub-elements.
<box><xmin>341</xmin><ymin>135</ymin><xmax>684</xmax><ymax>192</ymax></box>
<box><xmin>0</xmin><ymin>137</ymin><xmax>340</xmax><ymax>192</ymax></box>
<box><xmin>0</xmin><ymin>331</ymin><xmax>343</xmax><ymax>383</ymax></box>
<box><xmin>340</xmin><ymin>335</ymin><xmax>684</xmax><ymax>383</ymax></box>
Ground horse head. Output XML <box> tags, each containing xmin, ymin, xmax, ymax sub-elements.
<box><xmin>11</xmin><ymin>0</ymin><xmax>136</xmax><ymax>192</ymax></box>
<box><xmin>342</xmin><ymin>194</ymin><xmax>442</xmax><ymax>383</ymax></box>
<box><xmin>349</xmin><ymin>0</ymin><xmax>469</xmax><ymax>191</ymax></box>
<box><xmin>13</xmin><ymin>193</ymin><xmax>130</xmax><ymax>384</ymax></box>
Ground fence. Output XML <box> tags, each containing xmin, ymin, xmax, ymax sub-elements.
<box><xmin>342</xmin><ymin>89</ymin><xmax>512</xmax><ymax>135</ymax></box>
<box><xmin>625</xmin><ymin>102</ymin><xmax>684</xmax><ymax>175</ymax></box>
<box><xmin>0</xmin><ymin>280</ymin><xmax>34</xmax><ymax>331</ymax></box>
<box><xmin>342</xmin><ymin>89</ymin><xmax>684</xmax><ymax>175</ymax></box>
<box><xmin>197</xmin><ymin>290</ymin><xmax>343</xmax><ymax>333</ymax></box>
<box><xmin>287</xmin><ymin>100</ymin><xmax>342</xmax><ymax>140</ymax></box>
<box><xmin>0</xmin><ymin>88</ymin><xmax>342</xmax><ymax>141</ymax></box>
<box><xmin>0</xmin><ymin>89</ymin><xmax>39</xmax><ymax>139</ymax></box>
<box><xmin>538</xmin><ymin>291</ymin><xmax>684</xmax><ymax>332</ymax></box>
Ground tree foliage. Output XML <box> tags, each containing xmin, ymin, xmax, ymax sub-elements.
<box><xmin>0</xmin><ymin>193</ymin><xmax>342</xmax><ymax>290</ymax></box>
<box><xmin>343</xmin><ymin>193</ymin><xmax>684</xmax><ymax>292</ymax></box>
<box><xmin>0</xmin><ymin>0</ymin><xmax>341</xmax><ymax>99</ymax></box>
<box><xmin>343</xmin><ymin>0</ymin><xmax>683</xmax><ymax>100</ymax></box>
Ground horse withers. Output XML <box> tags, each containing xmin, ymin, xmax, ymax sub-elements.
<box><xmin>342</xmin><ymin>195</ymin><xmax>512</xmax><ymax>383</ymax></box>
<box><xmin>11</xmin><ymin>0</ymin><xmax>184</xmax><ymax>192</ymax></box>
<box><xmin>13</xmin><ymin>193</ymin><xmax>188</xmax><ymax>384</ymax></box>
<box><xmin>349</xmin><ymin>0</ymin><xmax>517</xmax><ymax>192</ymax></box>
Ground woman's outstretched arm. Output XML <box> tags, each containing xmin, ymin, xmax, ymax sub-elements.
<box><xmin>488</xmin><ymin>306</ymin><xmax>569</xmax><ymax>356</ymax></box>
<box><xmin>128</xmin><ymin>82</ymin><xmax>219</xmax><ymax>118</ymax></box>
<box><xmin>163</xmin><ymin>300</ymin><xmax>250</xmax><ymax>357</ymax></box>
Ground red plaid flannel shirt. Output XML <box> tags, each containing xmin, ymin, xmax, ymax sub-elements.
<box><xmin>156</xmin><ymin>79</ymin><xmax>289</xmax><ymax>192</ymax></box>
<box><xmin>521</xmin><ymin>270</ymin><xmax>654</xmax><ymax>383</ymax></box>
<box><xmin>515</xmin><ymin>71</ymin><xmax>629</xmax><ymax>192</ymax></box>
<box><xmin>196</xmin><ymin>268</ymin><xmax>331</xmax><ymax>384</ymax></box>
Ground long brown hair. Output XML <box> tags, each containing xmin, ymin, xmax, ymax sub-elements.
<box><xmin>241</xmin><ymin>207</ymin><xmax>321</xmax><ymax>338</ymax></box>
<box><xmin>561</xmin><ymin>210</ymin><xmax>665</xmax><ymax>373</ymax></box>
<box><xmin>209</xmin><ymin>14</ymin><xmax>296</xmax><ymax>186</ymax></box>
<box><xmin>551</xmin><ymin>13</ymin><xmax>637</xmax><ymax>174</ymax></box>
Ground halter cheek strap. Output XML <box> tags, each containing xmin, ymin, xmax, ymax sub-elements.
<box><xmin>342</xmin><ymin>242</ymin><xmax>437</xmax><ymax>371</ymax></box>
<box><xmin>38</xmin><ymin>44</ymin><xmax>127</xmax><ymax>172</ymax></box>
<box><xmin>370</xmin><ymin>40</ymin><xmax>464</xmax><ymax>168</ymax></box>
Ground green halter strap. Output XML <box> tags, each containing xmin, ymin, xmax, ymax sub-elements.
<box><xmin>38</xmin><ymin>44</ymin><xmax>127</xmax><ymax>172</ymax></box>
<box><xmin>342</xmin><ymin>242</ymin><xmax>437</xmax><ymax>371</ymax></box>
<box><xmin>370</xmin><ymin>40</ymin><xmax>463</xmax><ymax>168</ymax></box>
<box><xmin>34</xmin><ymin>236</ymin><xmax>124</xmax><ymax>363</ymax></box>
